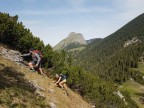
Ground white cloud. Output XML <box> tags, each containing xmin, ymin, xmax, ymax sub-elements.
<box><xmin>12</xmin><ymin>6</ymin><xmax>114</xmax><ymax>16</ymax></box>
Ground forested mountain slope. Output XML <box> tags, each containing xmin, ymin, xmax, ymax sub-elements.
<box><xmin>75</xmin><ymin>13</ymin><xmax>144</xmax><ymax>82</ymax></box>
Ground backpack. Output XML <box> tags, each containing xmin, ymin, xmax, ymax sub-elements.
<box><xmin>34</xmin><ymin>50</ymin><xmax>43</xmax><ymax>58</ymax></box>
<box><xmin>60</xmin><ymin>74</ymin><xmax>67</xmax><ymax>80</ymax></box>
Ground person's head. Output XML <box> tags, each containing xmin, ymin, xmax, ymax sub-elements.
<box><xmin>55</xmin><ymin>74</ymin><xmax>60</xmax><ymax>78</ymax></box>
<box><xmin>29</xmin><ymin>48</ymin><xmax>35</xmax><ymax>53</ymax></box>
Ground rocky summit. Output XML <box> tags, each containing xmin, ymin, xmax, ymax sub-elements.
<box><xmin>53</xmin><ymin>32</ymin><xmax>86</xmax><ymax>51</ymax></box>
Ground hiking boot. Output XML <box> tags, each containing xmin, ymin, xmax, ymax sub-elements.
<box><xmin>32</xmin><ymin>69</ymin><xmax>35</xmax><ymax>72</ymax></box>
<box><xmin>30</xmin><ymin>68</ymin><xmax>35</xmax><ymax>72</ymax></box>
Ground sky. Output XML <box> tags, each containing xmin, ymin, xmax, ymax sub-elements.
<box><xmin>0</xmin><ymin>0</ymin><xmax>144</xmax><ymax>46</ymax></box>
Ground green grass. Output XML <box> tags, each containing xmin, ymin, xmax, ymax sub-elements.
<box><xmin>132</xmin><ymin>63</ymin><xmax>144</xmax><ymax>74</ymax></box>
<box><xmin>131</xmin><ymin>96</ymin><xmax>143</xmax><ymax>108</ymax></box>
<box><xmin>119</xmin><ymin>80</ymin><xmax>143</xmax><ymax>95</ymax></box>
<box><xmin>119</xmin><ymin>79</ymin><xmax>144</xmax><ymax>108</ymax></box>
<box><xmin>68</xmin><ymin>47</ymin><xmax>86</xmax><ymax>52</ymax></box>
<box><xmin>119</xmin><ymin>63</ymin><xmax>144</xmax><ymax>108</ymax></box>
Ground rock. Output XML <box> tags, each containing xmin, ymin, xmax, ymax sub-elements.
<box><xmin>124</xmin><ymin>37</ymin><xmax>141</xmax><ymax>48</ymax></box>
<box><xmin>113</xmin><ymin>90</ymin><xmax>125</xmax><ymax>102</ymax></box>
<box><xmin>28</xmin><ymin>80</ymin><xmax>46</xmax><ymax>98</ymax></box>
<box><xmin>49</xmin><ymin>102</ymin><xmax>57</xmax><ymax>108</ymax></box>
<box><xmin>28</xmin><ymin>80</ymin><xmax>45</xmax><ymax>91</ymax></box>
<box><xmin>130</xmin><ymin>78</ymin><xmax>134</xmax><ymax>81</ymax></box>
<box><xmin>35</xmin><ymin>90</ymin><xmax>46</xmax><ymax>99</ymax></box>
<box><xmin>0</xmin><ymin>47</ymin><xmax>24</xmax><ymax>64</ymax></box>
<box><xmin>139</xmin><ymin>97</ymin><xmax>144</xmax><ymax>104</ymax></box>
<box><xmin>53</xmin><ymin>32</ymin><xmax>86</xmax><ymax>50</ymax></box>
<box><xmin>48</xmin><ymin>88</ymin><xmax>55</xmax><ymax>93</ymax></box>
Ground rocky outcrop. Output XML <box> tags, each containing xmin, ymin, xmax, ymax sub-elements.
<box><xmin>113</xmin><ymin>90</ymin><xmax>125</xmax><ymax>102</ymax></box>
<box><xmin>53</xmin><ymin>32</ymin><xmax>86</xmax><ymax>50</ymax></box>
<box><xmin>124</xmin><ymin>37</ymin><xmax>141</xmax><ymax>48</ymax></box>
<box><xmin>28</xmin><ymin>80</ymin><xmax>46</xmax><ymax>98</ymax></box>
<box><xmin>0</xmin><ymin>47</ymin><xmax>26</xmax><ymax>66</ymax></box>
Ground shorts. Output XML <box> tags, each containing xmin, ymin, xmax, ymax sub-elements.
<box><xmin>31</xmin><ymin>60</ymin><xmax>41</xmax><ymax>68</ymax></box>
<box><xmin>61</xmin><ymin>79</ymin><xmax>66</xmax><ymax>83</ymax></box>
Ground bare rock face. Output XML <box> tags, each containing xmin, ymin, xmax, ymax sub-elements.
<box><xmin>49</xmin><ymin>102</ymin><xmax>57</xmax><ymax>108</ymax></box>
<box><xmin>0</xmin><ymin>47</ymin><xmax>27</xmax><ymax>66</ymax></box>
<box><xmin>53</xmin><ymin>32</ymin><xmax>86</xmax><ymax>50</ymax></box>
<box><xmin>0</xmin><ymin>47</ymin><xmax>23</xmax><ymax>62</ymax></box>
<box><xmin>124</xmin><ymin>37</ymin><xmax>141</xmax><ymax>48</ymax></box>
<box><xmin>66</xmin><ymin>32</ymin><xmax>86</xmax><ymax>44</ymax></box>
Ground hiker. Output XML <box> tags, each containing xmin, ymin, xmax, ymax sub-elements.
<box><xmin>21</xmin><ymin>48</ymin><xmax>43</xmax><ymax>75</ymax></box>
<box><xmin>54</xmin><ymin>74</ymin><xmax>67</xmax><ymax>90</ymax></box>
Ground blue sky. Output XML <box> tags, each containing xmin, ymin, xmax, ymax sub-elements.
<box><xmin>0</xmin><ymin>0</ymin><xmax>144</xmax><ymax>46</ymax></box>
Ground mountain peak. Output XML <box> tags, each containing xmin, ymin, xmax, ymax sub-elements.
<box><xmin>66</xmin><ymin>32</ymin><xmax>86</xmax><ymax>44</ymax></box>
<box><xmin>54</xmin><ymin>32</ymin><xmax>86</xmax><ymax>51</ymax></box>
<box><xmin>68</xmin><ymin>32</ymin><xmax>83</xmax><ymax>37</ymax></box>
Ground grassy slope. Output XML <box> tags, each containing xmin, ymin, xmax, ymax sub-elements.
<box><xmin>68</xmin><ymin>46</ymin><xmax>86</xmax><ymax>52</ymax></box>
<box><xmin>0</xmin><ymin>56</ymin><xmax>91</xmax><ymax>108</ymax></box>
<box><xmin>119</xmin><ymin>63</ymin><xmax>144</xmax><ymax>108</ymax></box>
<box><xmin>133</xmin><ymin>63</ymin><xmax>144</xmax><ymax>74</ymax></box>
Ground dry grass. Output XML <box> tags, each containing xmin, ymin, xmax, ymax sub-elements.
<box><xmin>0</xmin><ymin>56</ymin><xmax>91</xmax><ymax>108</ymax></box>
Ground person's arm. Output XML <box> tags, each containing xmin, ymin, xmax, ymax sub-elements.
<box><xmin>55</xmin><ymin>76</ymin><xmax>62</xmax><ymax>84</ymax></box>
<box><xmin>35</xmin><ymin>53</ymin><xmax>41</xmax><ymax>66</ymax></box>
<box><xmin>21</xmin><ymin>53</ymin><xmax>31</xmax><ymax>57</ymax></box>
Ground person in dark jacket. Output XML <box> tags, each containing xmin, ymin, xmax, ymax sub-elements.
<box><xmin>54</xmin><ymin>74</ymin><xmax>67</xmax><ymax>90</ymax></box>
<box><xmin>21</xmin><ymin>48</ymin><xmax>43</xmax><ymax>75</ymax></box>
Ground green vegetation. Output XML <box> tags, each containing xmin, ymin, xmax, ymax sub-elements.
<box><xmin>72</xmin><ymin>13</ymin><xmax>144</xmax><ymax>107</ymax></box>
<box><xmin>75</xmin><ymin>13</ymin><xmax>144</xmax><ymax>83</ymax></box>
<box><xmin>132</xmin><ymin>63</ymin><xmax>144</xmax><ymax>74</ymax></box>
<box><xmin>64</xmin><ymin>43</ymin><xmax>86</xmax><ymax>51</ymax></box>
<box><xmin>1</xmin><ymin>12</ymin><xmax>144</xmax><ymax>107</ymax></box>
<box><xmin>119</xmin><ymin>80</ymin><xmax>144</xmax><ymax>108</ymax></box>
<box><xmin>0</xmin><ymin>13</ymin><xmax>44</xmax><ymax>52</ymax></box>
